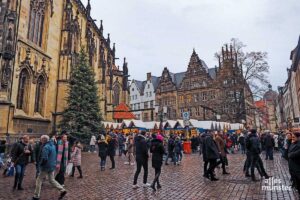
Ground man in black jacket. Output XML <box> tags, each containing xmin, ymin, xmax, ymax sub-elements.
<box><xmin>264</xmin><ymin>132</ymin><xmax>275</xmax><ymax>160</ymax></box>
<box><xmin>246</xmin><ymin>129</ymin><xmax>269</xmax><ymax>181</ymax></box>
<box><xmin>11</xmin><ymin>135</ymin><xmax>33</xmax><ymax>190</ymax></box>
<box><xmin>133</xmin><ymin>131</ymin><xmax>150</xmax><ymax>188</ymax></box>
<box><xmin>203</xmin><ymin>131</ymin><xmax>220</xmax><ymax>181</ymax></box>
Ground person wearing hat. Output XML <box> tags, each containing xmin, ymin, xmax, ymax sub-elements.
<box><xmin>97</xmin><ymin>135</ymin><xmax>108</xmax><ymax>171</ymax></box>
<box><xmin>288</xmin><ymin>132</ymin><xmax>300</xmax><ymax>195</ymax></box>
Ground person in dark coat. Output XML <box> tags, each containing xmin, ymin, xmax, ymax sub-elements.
<box><xmin>11</xmin><ymin>135</ymin><xmax>33</xmax><ymax>190</ymax></box>
<box><xmin>246</xmin><ymin>129</ymin><xmax>269</xmax><ymax>181</ymax></box>
<box><xmin>165</xmin><ymin>135</ymin><xmax>175</xmax><ymax>165</ymax></box>
<box><xmin>191</xmin><ymin>135</ymin><xmax>198</xmax><ymax>153</ymax></box>
<box><xmin>33</xmin><ymin>138</ymin><xmax>44</xmax><ymax>178</ymax></box>
<box><xmin>264</xmin><ymin>132</ymin><xmax>275</xmax><ymax>160</ymax></box>
<box><xmin>288</xmin><ymin>132</ymin><xmax>300</xmax><ymax>196</ymax></box>
<box><xmin>107</xmin><ymin>135</ymin><xmax>117</xmax><ymax>169</ymax></box>
<box><xmin>97</xmin><ymin>135</ymin><xmax>108</xmax><ymax>171</ymax></box>
<box><xmin>238</xmin><ymin>133</ymin><xmax>246</xmax><ymax>154</ymax></box>
<box><xmin>203</xmin><ymin>131</ymin><xmax>220</xmax><ymax>181</ymax></box>
<box><xmin>150</xmin><ymin>134</ymin><xmax>165</xmax><ymax>191</ymax></box>
<box><xmin>201</xmin><ymin>132</ymin><xmax>209</xmax><ymax>178</ymax></box>
<box><xmin>215</xmin><ymin>133</ymin><xmax>230</xmax><ymax>175</ymax></box>
<box><xmin>133</xmin><ymin>131</ymin><xmax>150</xmax><ymax>188</ymax></box>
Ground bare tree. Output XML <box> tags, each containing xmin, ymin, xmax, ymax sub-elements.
<box><xmin>214</xmin><ymin>38</ymin><xmax>270</xmax><ymax>124</ymax></box>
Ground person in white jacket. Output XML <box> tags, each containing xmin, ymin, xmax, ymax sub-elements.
<box><xmin>89</xmin><ymin>135</ymin><xmax>97</xmax><ymax>153</ymax></box>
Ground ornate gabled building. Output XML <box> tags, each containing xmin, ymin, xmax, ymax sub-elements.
<box><xmin>155</xmin><ymin>47</ymin><xmax>255</xmax><ymax>125</ymax></box>
<box><xmin>0</xmin><ymin>0</ymin><xmax>129</xmax><ymax>137</ymax></box>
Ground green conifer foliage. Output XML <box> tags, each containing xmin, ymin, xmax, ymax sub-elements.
<box><xmin>59</xmin><ymin>49</ymin><xmax>103</xmax><ymax>143</ymax></box>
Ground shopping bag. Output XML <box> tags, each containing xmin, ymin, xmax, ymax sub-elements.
<box><xmin>66</xmin><ymin>163</ymin><xmax>73</xmax><ymax>175</ymax></box>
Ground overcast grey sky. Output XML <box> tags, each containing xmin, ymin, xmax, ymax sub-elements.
<box><xmin>82</xmin><ymin>0</ymin><xmax>300</xmax><ymax>89</ymax></box>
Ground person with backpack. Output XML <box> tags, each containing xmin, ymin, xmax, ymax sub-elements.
<box><xmin>11</xmin><ymin>135</ymin><xmax>33</xmax><ymax>190</ymax></box>
<box><xmin>165</xmin><ymin>135</ymin><xmax>175</xmax><ymax>165</ymax></box>
<box><xmin>150</xmin><ymin>134</ymin><xmax>165</xmax><ymax>191</ymax></box>
<box><xmin>31</xmin><ymin>135</ymin><xmax>67</xmax><ymax>200</ymax></box>
<box><xmin>174</xmin><ymin>137</ymin><xmax>183</xmax><ymax>165</ymax></box>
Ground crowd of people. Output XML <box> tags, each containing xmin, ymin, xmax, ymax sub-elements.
<box><xmin>0</xmin><ymin>128</ymin><xmax>299</xmax><ymax>199</ymax></box>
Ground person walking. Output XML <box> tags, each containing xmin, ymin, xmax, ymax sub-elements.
<box><xmin>32</xmin><ymin>137</ymin><xmax>44</xmax><ymax>178</ymax></box>
<box><xmin>55</xmin><ymin>134</ymin><xmax>70</xmax><ymax>186</ymax></box>
<box><xmin>150</xmin><ymin>134</ymin><xmax>165</xmax><ymax>191</ymax></box>
<box><xmin>0</xmin><ymin>140</ymin><xmax>6</xmax><ymax>168</ymax></box>
<box><xmin>11</xmin><ymin>135</ymin><xmax>33</xmax><ymax>190</ymax></box>
<box><xmin>118</xmin><ymin>133</ymin><xmax>126</xmax><ymax>156</ymax></box>
<box><xmin>202</xmin><ymin>132</ymin><xmax>209</xmax><ymax>179</ymax></box>
<box><xmin>174</xmin><ymin>137</ymin><xmax>183</xmax><ymax>165</ymax></box>
<box><xmin>238</xmin><ymin>133</ymin><xmax>246</xmax><ymax>154</ymax></box>
<box><xmin>125</xmin><ymin>135</ymin><xmax>135</xmax><ymax>165</ymax></box>
<box><xmin>215</xmin><ymin>133</ymin><xmax>230</xmax><ymax>175</ymax></box>
<box><xmin>98</xmin><ymin>135</ymin><xmax>108</xmax><ymax>171</ymax></box>
<box><xmin>165</xmin><ymin>135</ymin><xmax>175</xmax><ymax>165</ymax></box>
<box><xmin>31</xmin><ymin>135</ymin><xmax>67</xmax><ymax>200</ymax></box>
<box><xmin>203</xmin><ymin>131</ymin><xmax>220</xmax><ymax>181</ymax></box>
<box><xmin>288</xmin><ymin>132</ymin><xmax>300</xmax><ymax>196</ymax></box>
<box><xmin>107</xmin><ymin>135</ymin><xmax>117</xmax><ymax>170</ymax></box>
<box><xmin>89</xmin><ymin>135</ymin><xmax>97</xmax><ymax>153</ymax></box>
<box><xmin>70</xmin><ymin>141</ymin><xmax>83</xmax><ymax>178</ymax></box>
<box><xmin>264</xmin><ymin>132</ymin><xmax>275</xmax><ymax>160</ymax></box>
<box><xmin>246</xmin><ymin>129</ymin><xmax>269</xmax><ymax>182</ymax></box>
<box><xmin>133</xmin><ymin>131</ymin><xmax>150</xmax><ymax>189</ymax></box>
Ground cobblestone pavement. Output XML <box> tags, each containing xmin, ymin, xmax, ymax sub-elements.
<box><xmin>0</xmin><ymin>152</ymin><xmax>298</xmax><ymax>200</ymax></box>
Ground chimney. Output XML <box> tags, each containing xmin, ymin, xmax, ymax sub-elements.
<box><xmin>147</xmin><ymin>72</ymin><xmax>151</xmax><ymax>81</ymax></box>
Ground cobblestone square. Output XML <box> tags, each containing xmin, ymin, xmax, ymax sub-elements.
<box><xmin>0</xmin><ymin>152</ymin><xmax>298</xmax><ymax>200</ymax></box>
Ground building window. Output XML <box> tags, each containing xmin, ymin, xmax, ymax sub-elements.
<box><xmin>34</xmin><ymin>76</ymin><xmax>46</xmax><ymax>114</ymax></box>
<box><xmin>223</xmin><ymin>104</ymin><xmax>229</xmax><ymax>113</ymax></box>
<box><xmin>144</xmin><ymin>113</ymin><xmax>149</xmax><ymax>121</ymax></box>
<box><xmin>150</xmin><ymin>100</ymin><xmax>154</xmax><ymax>108</ymax></box>
<box><xmin>17</xmin><ymin>69</ymin><xmax>30</xmax><ymax>112</ymax></box>
<box><xmin>144</xmin><ymin>101</ymin><xmax>149</xmax><ymax>109</ymax></box>
<box><xmin>149</xmin><ymin>92</ymin><xmax>152</xmax><ymax>97</ymax></box>
<box><xmin>180</xmin><ymin>108</ymin><xmax>184</xmax><ymax>117</ymax></box>
<box><xmin>137</xmin><ymin>103</ymin><xmax>140</xmax><ymax>110</ymax></box>
<box><xmin>202</xmin><ymin>92</ymin><xmax>208</xmax><ymax>101</ymax></box>
<box><xmin>28</xmin><ymin>1</ymin><xmax>45</xmax><ymax>46</ymax></box>
<box><xmin>194</xmin><ymin>94</ymin><xmax>198</xmax><ymax>102</ymax></box>
<box><xmin>196</xmin><ymin>107</ymin><xmax>200</xmax><ymax>116</ymax></box>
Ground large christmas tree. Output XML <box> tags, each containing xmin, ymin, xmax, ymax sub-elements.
<box><xmin>59</xmin><ymin>49</ymin><xmax>103</xmax><ymax>143</ymax></box>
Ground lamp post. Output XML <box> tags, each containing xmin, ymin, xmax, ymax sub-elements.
<box><xmin>155</xmin><ymin>105</ymin><xmax>167</xmax><ymax>132</ymax></box>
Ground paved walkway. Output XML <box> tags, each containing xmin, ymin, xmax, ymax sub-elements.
<box><xmin>0</xmin><ymin>152</ymin><xmax>298</xmax><ymax>200</ymax></box>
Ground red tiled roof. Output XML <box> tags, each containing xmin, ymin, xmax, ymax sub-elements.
<box><xmin>113</xmin><ymin>103</ymin><xmax>136</xmax><ymax>120</ymax></box>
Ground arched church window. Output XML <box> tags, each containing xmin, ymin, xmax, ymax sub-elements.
<box><xmin>28</xmin><ymin>1</ymin><xmax>46</xmax><ymax>46</ymax></box>
<box><xmin>17</xmin><ymin>69</ymin><xmax>30</xmax><ymax>112</ymax></box>
<box><xmin>34</xmin><ymin>76</ymin><xmax>46</xmax><ymax>114</ymax></box>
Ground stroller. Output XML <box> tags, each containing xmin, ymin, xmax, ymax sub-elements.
<box><xmin>2</xmin><ymin>157</ymin><xmax>14</xmax><ymax>177</ymax></box>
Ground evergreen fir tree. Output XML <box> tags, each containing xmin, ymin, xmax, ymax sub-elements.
<box><xmin>59</xmin><ymin>49</ymin><xmax>103</xmax><ymax>143</ymax></box>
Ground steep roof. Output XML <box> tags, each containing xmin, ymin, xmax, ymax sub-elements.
<box><xmin>113</xmin><ymin>103</ymin><xmax>136</xmax><ymax>120</ymax></box>
<box><xmin>151</xmin><ymin>76</ymin><xmax>160</xmax><ymax>91</ymax></box>
<box><xmin>169</xmin><ymin>72</ymin><xmax>185</xmax><ymax>88</ymax></box>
